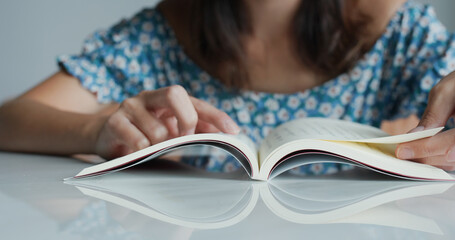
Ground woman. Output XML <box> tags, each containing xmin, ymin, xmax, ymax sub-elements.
<box><xmin>1</xmin><ymin>0</ymin><xmax>454</xmax><ymax>173</ymax></box>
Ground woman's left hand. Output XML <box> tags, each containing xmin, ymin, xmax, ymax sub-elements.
<box><xmin>396</xmin><ymin>72</ymin><xmax>455</xmax><ymax>171</ymax></box>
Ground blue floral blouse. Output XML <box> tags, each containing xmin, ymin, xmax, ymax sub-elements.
<box><xmin>58</xmin><ymin>1</ymin><xmax>455</xmax><ymax>175</ymax></box>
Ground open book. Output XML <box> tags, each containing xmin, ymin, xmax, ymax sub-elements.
<box><xmin>69</xmin><ymin>118</ymin><xmax>454</xmax><ymax>181</ymax></box>
<box><xmin>66</xmin><ymin>168</ymin><xmax>454</xmax><ymax>234</ymax></box>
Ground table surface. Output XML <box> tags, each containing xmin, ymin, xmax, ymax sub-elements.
<box><xmin>1</xmin><ymin>151</ymin><xmax>455</xmax><ymax>240</ymax></box>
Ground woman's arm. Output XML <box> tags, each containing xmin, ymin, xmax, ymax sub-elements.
<box><xmin>0</xmin><ymin>71</ymin><xmax>107</xmax><ymax>155</ymax></box>
<box><xmin>0</xmin><ymin>71</ymin><xmax>240</xmax><ymax>159</ymax></box>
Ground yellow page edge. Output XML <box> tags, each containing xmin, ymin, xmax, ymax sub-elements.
<box><xmin>344</xmin><ymin>127</ymin><xmax>444</xmax><ymax>144</ymax></box>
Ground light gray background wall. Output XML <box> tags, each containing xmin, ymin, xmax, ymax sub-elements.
<box><xmin>0</xmin><ymin>0</ymin><xmax>454</xmax><ymax>103</ymax></box>
<box><xmin>0</xmin><ymin>0</ymin><xmax>160</xmax><ymax>102</ymax></box>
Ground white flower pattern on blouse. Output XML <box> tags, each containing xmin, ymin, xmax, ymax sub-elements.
<box><xmin>58</xmin><ymin>2</ymin><xmax>455</xmax><ymax>175</ymax></box>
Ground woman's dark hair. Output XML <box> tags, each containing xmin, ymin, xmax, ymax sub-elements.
<box><xmin>190</xmin><ymin>0</ymin><xmax>370</xmax><ymax>88</ymax></box>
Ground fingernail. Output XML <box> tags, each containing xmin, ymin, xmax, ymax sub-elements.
<box><xmin>447</xmin><ymin>146</ymin><xmax>455</xmax><ymax>162</ymax></box>
<box><xmin>137</xmin><ymin>139</ymin><xmax>150</xmax><ymax>149</ymax></box>
<box><xmin>224</xmin><ymin>119</ymin><xmax>241</xmax><ymax>134</ymax></box>
<box><xmin>397</xmin><ymin>147</ymin><xmax>414</xmax><ymax>159</ymax></box>
<box><xmin>408</xmin><ymin>126</ymin><xmax>425</xmax><ymax>133</ymax></box>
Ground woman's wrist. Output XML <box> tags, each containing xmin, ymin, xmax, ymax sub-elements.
<box><xmin>79</xmin><ymin>113</ymin><xmax>109</xmax><ymax>155</ymax></box>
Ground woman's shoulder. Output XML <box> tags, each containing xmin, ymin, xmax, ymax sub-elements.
<box><xmin>354</xmin><ymin>1</ymin><xmax>440</xmax><ymax>41</ymax></box>
<box><xmin>400</xmin><ymin>1</ymin><xmax>438</xmax><ymax>17</ymax></box>
<box><xmin>57</xmin><ymin>6</ymin><xmax>186</xmax><ymax>103</ymax></box>
<box><xmin>388</xmin><ymin>1</ymin><xmax>443</xmax><ymax>31</ymax></box>
<box><xmin>88</xmin><ymin>7</ymin><xmax>175</xmax><ymax>50</ymax></box>
<box><xmin>68</xmin><ymin>6</ymin><xmax>182</xmax><ymax>65</ymax></box>
<box><xmin>361</xmin><ymin>0</ymin><xmax>447</xmax><ymax>58</ymax></box>
<box><xmin>378</xmin><ymin>0</ymin><xmax>449</xmax><ymax>55</ymax></box>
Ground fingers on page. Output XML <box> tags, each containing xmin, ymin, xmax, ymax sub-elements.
<box><xmin>140</xmin><ymin>86</ymin><xmax>198</xmax><ymax>136</ymax></box>
<box><xmin>397</xmin><ymin>129</ymin><xmax>455</xmax><ymax>169</ymax></box>
<box><xmin>419</xmin><ymin>77</ymin><xmax>455</xmax><ymax>128</ymax></box>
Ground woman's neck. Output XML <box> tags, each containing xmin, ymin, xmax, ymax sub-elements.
<box><xmin>241</xmin><ymin>0</ymin><xmax>323</xmax><ymax>94</ymax></box>
<box><xmin>244</xmin><ymin>0</ymin><xmax>301</xmax><ymax>41</ymax></box>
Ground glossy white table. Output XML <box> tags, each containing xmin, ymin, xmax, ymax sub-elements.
<box><xmin>1</xmin><ymin>151</ymin><xmax>455</xmax><ymax>240</ymax></box>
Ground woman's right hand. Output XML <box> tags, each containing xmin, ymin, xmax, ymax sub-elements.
<box><xmin>93</xmin><ymin>85</ymin><xmax>240</xmax><ymax>159</ymax></box>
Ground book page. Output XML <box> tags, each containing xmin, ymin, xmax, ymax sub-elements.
<box><xmin>349</xmin><ymin>127</ymin><xmax>443</xmax><ymax>144</ymax></box>
<box><xmin>70</xmin><ymin>133</ymin><xmax>259</xmax><ymax>179</ymax></box>
<box><xmin>259</xmin><ymin>118</ymin><xmax>442</xmax><ymax>162</ymax></box>
<box><xmin>230</xmin><ymin>133</ymin><xmax>258</xmax><ymax>154</ymax></box>
<box><xmin>257</xmin><ymin>137</ymin><xmax>454</xmax><ymax>181</ymax></box>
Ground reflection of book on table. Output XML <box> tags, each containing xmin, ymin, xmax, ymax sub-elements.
<box><xmin>263</xmin><ymin>178</ymin><xmax>450</xmax><ymax>235</ymax></box>
<box><xmin>68</xmin><ymin>117</ymin><xmax>453</xmax><ymax>181</ymax></box>
<box><xmin>69</xmin><ymin>171</ymin><xmax>257</xmax><ymax>230</ymax></box>
<box><xmin>66</xmin><ymin>170</ymin><xmax>453</xmax><ymax>234</ymax></box>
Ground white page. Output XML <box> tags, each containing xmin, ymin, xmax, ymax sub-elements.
<box><xmin>260</xmin><ymin>118</ymin><xmax>442</xmax><ymax>161</ymax></box>
<box><xmin>230</xmin><ymin>133</ymin><xmax>258</xmax><ymax>153</ymax></box>
<box><xmin>347</xmin><ymin>127</ymin><xmax>443</xmax><ymax>144</ymax></box>
<box><xmin>71</xmin><ymin>133</ymin><xmax>259</xmax><ymax>179</ymax></box>
<box><xmin>257</xmin><ymin>138</ymin><xmax>454</xmax><ymax>181</ymax></box>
